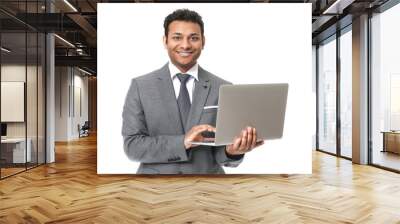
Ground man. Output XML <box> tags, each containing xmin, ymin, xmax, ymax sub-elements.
<box><xmin>122</xmin><ymin>9</ymin><xmax>264</xmax><ymax>174</ymax></box>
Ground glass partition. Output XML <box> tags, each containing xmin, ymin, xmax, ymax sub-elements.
<box><xmin>38</xmin><ymin>32</ymin><xmax>45</xmax><ymax>165</ymax></box>
<box><xmin>371</xmin><ymin>3</ymin><xmax>400</xmax><ymax>171</ymax></box>
<box><xmin>1</xmin><ymin>31</ymin><xmax>28</xmax><ymax>177</ymax></box>
<box><xmin>27</xmin><ymin>31</ymin><xmax>38</xmax><ymax>169</ymax></box>
<box><xmin>0</xmin><ymin>1</ymin><xmax>46</xmax><ymax>179</ymax></box>
<box><xmin>317</xmin><ymin>35</ymin><xmax>337</xmax><ymax>155</ymax></box>
<box><xmin>339</xmin><ymin>28</ymin><xmax>352</xmax><ymax>158</ymax></box>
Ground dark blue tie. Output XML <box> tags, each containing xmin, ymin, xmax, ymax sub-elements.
<box><xmin>176</xmin><ymin>73</ymin><xmax>191</xmax><ymax>129</ymax></box>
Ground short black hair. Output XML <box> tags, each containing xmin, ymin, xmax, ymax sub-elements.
<box><xmin>164</xmin><ymin>9</ymin><xmax>204</xmax><ymax>37</ymax></box>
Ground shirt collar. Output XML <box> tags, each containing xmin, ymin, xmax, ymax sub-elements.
<box><xmin>168</xmin><ymin>62</ymin><xmax>199</xmax><ymax>81</ymax></box>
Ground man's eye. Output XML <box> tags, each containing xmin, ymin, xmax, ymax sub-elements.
<box><xmin>172</xmin><ymin>36</ymin><xmax>181</xmax><ymax>40</ymax></box>
<box><xmin>191</xmin><ymin>36</ymin><xmax>200</xmax><ymax>41</ymax></box>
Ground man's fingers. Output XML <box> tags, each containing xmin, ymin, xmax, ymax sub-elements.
<box><xmin>246</xmin><ymin>127</ymin><xmax>253</xmax><ymax>150</ymax></box>
<box><xmin>239</xmin><ymin>130</ymin><xmax>248</xmax><ymax>152</ymax></box>
<box><xmin>197</xmin><ymin>124</ymin><xmax>216</xmax><ymax>132</ymax></box>
<box><xmin>192</xmin><ymin>125</ymin><xmax>215</xmax><ymax>135</ymax></box>
<box><xmin>226</xmin><ymin>128</ymin><xmax>262</xmax><ymax>155</ymax></box>
<box><xmin>203</xmin><ymin>137</ymin><xmax>215</xmax><ymax>142</ymax></box>
<box><xmin>233</xmin><ymin>136</ymin><xmax>241</xmax><ymax>150</ymax></box>
<box><xmin>251</xmin><ymin>128</ymin><xmax>257</xmax><ymax>149</ymax></box>
<box><xmin>185</xmin><ymin>125</ymin><xmax>217</xmax><ymax>149</ymax></box>
<box><xmin>255</xmin><ymin>140</ymin><xmax>264</xmax><ymax>147</ymax></box>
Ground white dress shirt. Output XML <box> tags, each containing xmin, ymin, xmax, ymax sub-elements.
<box><xmin>169</xmin><ymin>62</ymin><xmax>199</xmax><ymax>103</ymax></box>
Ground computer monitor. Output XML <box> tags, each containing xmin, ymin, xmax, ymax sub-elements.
<box><xmin>1</xmin><ymin>123</ymin><xmax>7</xmax><ymax>137</ymax></box>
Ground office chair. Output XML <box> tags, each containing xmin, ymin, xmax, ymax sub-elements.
<box><xmin>79</xmin><ymin>121</ymin><xmax>90</xmax><ymax>138</ymax></box>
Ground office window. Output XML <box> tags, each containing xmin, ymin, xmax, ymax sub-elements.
<box><xmin>371</xmin><ymin>2</ymin><xmax>400</xmax><ymax>171</ymax></box>
<box><xmin>318</xmin><ymin>36</ymin><xmax>337</xmax><ymax>155</ymax></box>
<box><xmin>339</xmin><ymin>28</ymin><xmax>352</xmax><ymax>158</ymax></box>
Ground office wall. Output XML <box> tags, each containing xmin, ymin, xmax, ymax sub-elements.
<box><xmin>88</xmin><ymin>77</ymin><xmax>97</xmax><ymax>132</ymax></box>
<box><xmin>55</xmin><ymin>67</ymin><xmax>69</xmax><ymax>141</ymax></box>
<box><xmin>73</xmin><ymin>72</ymin><xmax>89</xmax><ymax>138</ymax></box>
<box><xmin>55</xmin><ymin>67</ymin><xmax>89</xmax><ymax>141</ymax></box>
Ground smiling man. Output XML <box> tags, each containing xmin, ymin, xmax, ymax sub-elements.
<box><xmin>122</xmin><ymin>9</ymin><xmax>263</xmax><ymax>174</ymax></box>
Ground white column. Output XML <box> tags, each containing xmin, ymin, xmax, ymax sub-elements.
<box><xmin>46</xmin><ymin>0</ymin><xmax>55</xmax><ymax>163</ymax></box>
<box><xmin>46</xmin><ymin>33</ymin><xmax>55</xmax><ymax>163</ymax></box>
<box><xmin>352</xmin><ymin>14</ymin><xmax>369</xmax><ymax>164</ymax></box>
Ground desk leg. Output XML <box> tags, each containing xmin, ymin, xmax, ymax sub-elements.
<box><xmin>382</xmin><ymin>133</ymin><xmax>386</xmax><ymax>152</ymax></box>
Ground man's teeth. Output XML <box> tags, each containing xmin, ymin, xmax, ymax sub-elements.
<box><xmin>178</xmin><ymin>52</ymin><xmax>192</xmax><ymax>56</ymax></box>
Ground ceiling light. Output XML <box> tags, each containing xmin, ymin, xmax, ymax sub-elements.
<box><xmin>1</xmin><ymin>47</ymin><xmax>11</xmax><ymax>53</ymax></box>
<box><xmin>76</xmin><ymin>48</ymin><xmax>85</xmax><ymax>55</ymax></box>
<box><xmin>323</xmin><ymin>0</ymin><xmax>355</xmax><ymax>15</ymax></box>
<box><xmin>63</xmin><ymin>0</ymin><xmax>78</xmax><ymax>12</ymax></box>
<box><xmin>78</xmin><ymin>67</ymin><xmax>93</xmax><ymax>76</ymax></box>
<box><xmin>54</xmin><ymin>34</ymin><xmax>75</xmax><ymax>48</ymax></box>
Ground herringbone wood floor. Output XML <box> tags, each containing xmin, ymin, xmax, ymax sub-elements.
<box><xmin>1</xmin><ymin>134</ymin><xmax>400</xmax><ymax>223</ymax></box>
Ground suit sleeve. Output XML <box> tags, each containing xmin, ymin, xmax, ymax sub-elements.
<box><xmin>213</xmin><ymin>146</ymin><xmax>244</xmax><ymax>167</ymax></box>
<box><xmin>122</xmin><ymin>79</ymin><xmax>188</xmax><ymax>164</ymax></box>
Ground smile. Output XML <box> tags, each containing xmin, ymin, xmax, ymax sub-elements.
<box><xmin>177</xmin><ymin>51</ymin><xmax>193</xmax><ymax>57</ymax></box>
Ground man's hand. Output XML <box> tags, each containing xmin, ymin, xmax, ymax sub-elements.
<box><xmin>226</xmin><ymin>127</ymin><xmax>264</xmax><ymax>155</ymax></box>
<box><xmin>184</xmin><ymin>124</ymin><xmax>216</xmax><ymax>149</ymax></box>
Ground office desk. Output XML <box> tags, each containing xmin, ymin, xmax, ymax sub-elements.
<box><xmin>1</xmin><ymin>138</ymin><xmax>31</xmax><ymax>163</ymax></box>
<box><xmin>381</xmin><ymin>131</ymin><xmax>400</xmax><ymax>154</ymax></box>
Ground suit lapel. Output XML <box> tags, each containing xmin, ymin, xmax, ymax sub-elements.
<box><xmin>155</xmin><ymin>64</ymin><xmax>185</xmax><ymax>133</ymax></box>
<box><xmin>186</xmin><ymin>66</ymin><xmax>211</xmax><ymax>131</ymax></box>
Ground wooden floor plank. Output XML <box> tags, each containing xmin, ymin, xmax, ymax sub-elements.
<box><xmin>1</xmin><ymin>134</ymin><xmax>400</xmax><ymax>223</ymax></box>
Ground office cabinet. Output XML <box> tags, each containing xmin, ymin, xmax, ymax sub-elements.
<box><xmin>382</xmin><ymin>131</ymin><xmax>400</xmax><ymax>154</ymax></box>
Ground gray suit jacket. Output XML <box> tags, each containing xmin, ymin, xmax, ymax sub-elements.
<box><xmin>122</xmin><ymin>64</ymin><xmax>243</xmax><ymax>174</ymax></box>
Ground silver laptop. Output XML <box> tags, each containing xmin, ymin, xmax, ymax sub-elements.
<box><xmin>191</xmin><ymin>83</ymin><xmax>288</xmax><ymax>146</ymax></box>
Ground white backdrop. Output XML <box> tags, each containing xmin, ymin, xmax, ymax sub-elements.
<box><xmin>98</xmin><ymin>3</ymin><xmax>312</xmax><ymax>174</ymax></box>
